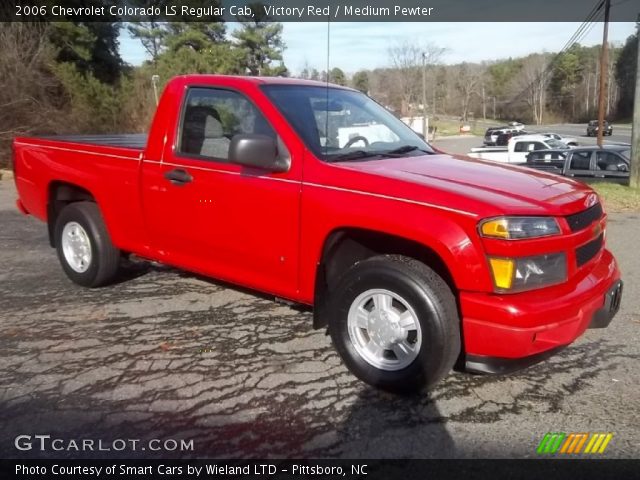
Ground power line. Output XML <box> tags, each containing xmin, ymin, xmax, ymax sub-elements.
<box><xmin>504</xmin><ymin>0</ymin><xmax>605</xmax><ymax>109</ymax></box>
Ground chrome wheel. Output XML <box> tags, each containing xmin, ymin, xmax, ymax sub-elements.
<box><xmin>61</xmin><ymin>221</ymin><xmax>92</xmax><ymax>273</ymax></box>
<box><xmin>347</xmin><ymin>289</ymin><xmax>422</xmax><ymax>371</ymax></box>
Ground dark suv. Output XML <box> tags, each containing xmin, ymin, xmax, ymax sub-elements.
<box><xmin>483</xmin><ymin>126</ymin><xmax>518</xmax><ymax>145</ymax></box>
<box><xmin>587</xmin><ymin>120</ymin><xmax>613</xmax><ymax>137</ymax></box>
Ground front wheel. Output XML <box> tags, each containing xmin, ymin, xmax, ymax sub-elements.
<box><xmin>327</xmin><ymin>255</ymin><xmax>461</xmax><ymax>392</ymax></box>
<box><xmin>54</xmin><ymin>202</ymin><xmax>121</xmax><ymax>287</ymax></box>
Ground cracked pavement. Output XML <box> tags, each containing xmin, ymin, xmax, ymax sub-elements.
<box><xmin>1</xmin><ymin>180</ymin><xmax>639</xmax><ymax>459</ymax></box>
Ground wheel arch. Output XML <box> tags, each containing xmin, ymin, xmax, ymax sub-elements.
<box><xmin>47</xmin><ymin>181</ymin><xmax>96</xmax><ymax>247</ymax></box>
<box><xmin>312</xmin><ymin>227</ymin><xmax>459</xmax><ymax>329</ymax></box>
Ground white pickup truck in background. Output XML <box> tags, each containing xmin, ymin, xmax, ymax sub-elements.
<box><xmin>467</xmin><ymin>134</ymin><xmax>570</xmax><ymax>164</ymax></box>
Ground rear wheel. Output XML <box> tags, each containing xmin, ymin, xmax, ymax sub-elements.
<box><xmin>54</xmin><ymin>202</ymin><xmax>121</xmax><ymax>287</ymax></box>
<box><xmin>327</xmin><ymin>255</ymin><xmax>460</xmax><ymax>392</ymax></box>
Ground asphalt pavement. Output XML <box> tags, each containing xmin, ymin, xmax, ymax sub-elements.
<box><xmin>1</xmin><ymin>179</ymin><xmax>639</xmax><ymax>459</ymax></box>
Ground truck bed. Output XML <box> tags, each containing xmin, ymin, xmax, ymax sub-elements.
<box><xmin>38</xmin><ymin>134</ymin><xmax>148</xmax><ymax>150</ymax></box>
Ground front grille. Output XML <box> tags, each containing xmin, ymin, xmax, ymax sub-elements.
<box><xmin>566</xmin><ymin>203</ymin><xmax>603</xmax><ymax>232</ymax></box>
<box><xmin>576</xmin><ymin>233</ymin><xmax>603</xmax><ymax>267</ymax></box>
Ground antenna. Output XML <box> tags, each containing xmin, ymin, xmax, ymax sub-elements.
<box><xmin>325</xmin><ymin>18</ymin><xmax>330</xmax><ymax>156</ymax></box>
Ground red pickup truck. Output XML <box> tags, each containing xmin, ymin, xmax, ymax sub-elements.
<box><xmin>12</xmin><ymin>75</ymin><xmax>622</xmax><ymax>391</ymax></box>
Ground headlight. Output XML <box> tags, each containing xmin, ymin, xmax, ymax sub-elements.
<box><xmin>488</xmin><ymin>253</ymin><xmax>567</xmax><ymax>292</ymax></box>
<box><xmin>479</xmin><ymin>216</ymin><xmax>560</xmax><ymax>240</ymax></box>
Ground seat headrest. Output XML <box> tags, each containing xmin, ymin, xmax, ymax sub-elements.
<box><xmin>184</xmin><ymin>106</ymin><xmax>223</xmax><ymax>138</ymax></box>
<box><xmin>204</xmin><ymin>114</ymin><xmax>224</xmax><ymax>139</ymax></box>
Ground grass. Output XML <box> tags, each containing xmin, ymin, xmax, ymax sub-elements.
<box><xmin>593</xmin><ymin>183</ymin><xmax>640</xmax><ymax>213</ymax></box>
<box><xmin>431</xmin><ymin>119</ymin><xmax>485</xmax><ymax>137</ymax></box>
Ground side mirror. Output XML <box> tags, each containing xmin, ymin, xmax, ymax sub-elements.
<box><xmin>619</xmin><ymin>163</ymin><xmax>629</xmax><ymax>172</ymax></box>
<box><xmin>228</xmin><ymin>134</ymin><xmax>290</xmax><ymax>173</ymax></box>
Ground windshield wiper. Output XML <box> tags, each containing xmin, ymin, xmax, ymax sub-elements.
<box><xmin>327</xmin><ymin>145</ymin><xmax>433</xmax><ymax>162</ymax></box>
<box><xmin>384</xmin><ymin>145</ymin><xmax>433</xmax><ymax>155</ymax></box>
<box><xmin>326</xmin><ymin>150</ymin><xmax>387</xmax><ymax>162</ymax></box>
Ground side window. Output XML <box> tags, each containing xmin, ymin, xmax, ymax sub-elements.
<box><xmin>569</xmin><ymin>152</ymin><xmax>591</xmax><ymax>170</ymax></box>
<box><xmin>179</xmin><ymin>88</ymin><xmax>275</xmax><ymax>161</ymax></box>
<box><xmin>596</xmin><ymin>152</ymin><xmax>624</xmax><ymax>171</ymax></box>
<box><xmin>532</xmin><ymin>142</ymin><xmax>545</xmax><ymax>151</ymax></box>
<box><xmin>514</xmin><ymin>142</ymin><xmax>526</xmax><ymax>152</ymax></box>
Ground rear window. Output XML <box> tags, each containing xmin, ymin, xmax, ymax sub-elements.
<box><xmin>514</xmin><ymin>141</ymin><xmax>546</xmax><ymax>152</ymax></box>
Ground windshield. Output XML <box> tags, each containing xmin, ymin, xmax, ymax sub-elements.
<box><xmin>620</xmin><ymin>149</ymin><xmax>630</xmax><ymax>160</ymax></box>
<box><xmin>545</xmin><ymin>138</ymin><xmax>569</xmax><ymax>149</ymax></box>
<box><xmin>261</xmin><ymin>85</ymin><xmax>434</xmax><ymax>161</ymax></box>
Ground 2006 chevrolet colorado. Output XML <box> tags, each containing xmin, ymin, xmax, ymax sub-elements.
<box><xmin>12</xmin><ymin>75</ymin><xmax>623</xmax><ymax>391</ymax></box>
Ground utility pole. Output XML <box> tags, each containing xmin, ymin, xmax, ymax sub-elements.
<box><xmin>597</xmin><ymin>0</ymin><xmax>611</xmax><ymax>148</ymax></box>
<box><xmin>151</xmin><ymin>75</ymin><xmax>160</xmax><ymax>106</ymax></box>
<box><xmin>422</xmin><ymin>52</ymin><xmax>428</xmax><ymax>139</ymax></box>
<box><xmin>481</xmin><ymin>84</ymin><xmax>486</xmax><ymax>120</ymax></box>
<box><xmin>630</xmin><ymin>19</ymin><xmax>640</xmax><ymax>189</ymax></box>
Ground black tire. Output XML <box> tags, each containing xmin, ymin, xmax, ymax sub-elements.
<box><xmin>326</xmin><ymin>254</ymin><xmax>460</xmax><ymax>392</ymax></box>
<box><xmin>54</xmin><ymin>201</ymin><xmax>121</xmax><ymax>287</ymax></box>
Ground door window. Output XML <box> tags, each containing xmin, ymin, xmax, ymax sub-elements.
<box><xmin>569</xmin><ymin>151</ymin><xmax>591</xmax><ymax>170</ymax></box>
<box><xmin>596</xmin><ymin>151</ymin><xmax>626</xmax><ymax>172</ymax></box>
<box><xmin>179</xmin><ymin>88</ymin><xmax>276</xmax><ymax>162</ymax></box>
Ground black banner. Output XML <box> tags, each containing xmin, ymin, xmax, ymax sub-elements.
<box><xmin>3</xmin><ymin>459</ymin><xmax>640</xmax><ymax>480</ymax></box>
<box><xmin>1</xmin><ymin>0</ymin><xmax>639</xmax><ymax>22</ymax></box>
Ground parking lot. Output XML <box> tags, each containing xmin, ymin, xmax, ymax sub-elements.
<box><xmin>1</xmin><ymin>178</ymin><xmax>639</xmax><ymax>459</ymax></box>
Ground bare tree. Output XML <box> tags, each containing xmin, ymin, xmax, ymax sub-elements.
<box><xmin>387</xmin><ymin>40</ymin><xmax>445</xmax><ymax>116</ymax></box>
<box><xmin>0</xmin><ymin>23</ymin><xmax>60</xmax><ymax>166</ymax></box>
<box><xmin>515</xmin><ymin>54</ymin><xmax>550</xmax><ymax>125</ymax></box>
<box><xmin>454</xmin><ymin>63</ymin><xmax>483</xmax><ymax>121</ymax></box>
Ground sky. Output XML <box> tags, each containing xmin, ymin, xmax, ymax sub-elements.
<box><xmin>119</xmin><ymin>22</ymin><xmax>637</xmax><ymax>74</ymax></box>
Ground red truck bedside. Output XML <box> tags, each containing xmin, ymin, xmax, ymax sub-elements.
<box><xmin>12</xmin><ymin>75</ymin><xmax>623</xmax><ymax>391</ymax></box>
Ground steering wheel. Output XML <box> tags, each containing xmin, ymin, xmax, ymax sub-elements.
<box><xmin>344</xmin><ymin>136</ymin><xmax>369</xmax><ymax>148</ymax></box>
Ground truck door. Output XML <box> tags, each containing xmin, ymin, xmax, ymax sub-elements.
<box><xmin>512</xmin><ymin>141</ymin><xmax>546</xmax><ymax>163</ymax></box>
<box><xmin>565</xmin><ymin>151</ymin><xmax>594</xmax><ymax>180</ymax></box>
<box><xmin>142</xmin><ymin>86</ymin><xmax>301</xmax><ymax>299</ymax></box>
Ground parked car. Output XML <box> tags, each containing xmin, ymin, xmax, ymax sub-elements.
<box><xmin>12</xmin><ymin>75</ymin><xmax>622</xmax><ymax>391</ymax></box>
<box><xmin>525</xmin><ymin>146</ymin><xmax>630</xmax><ymax>184</ymax></box>
<box><xmin>539</xmin><ymin>132</ymin><xmax>579</xmax><ymax>147</ymax></box>
<box><xmin>508</xmin><ymin>121</ymin><xmax>525</xmax><ymax>131</ymax></box>
<box><xmin>469</xmin><ymin>134</ymin><xmax>570</xmax><ymax>163</ymax></box>
<box><xmin>495</xmin><ymin>130</ymin><xmax>531</xmax><ymax>146</ymax></box>
<box><xmin>483</xmin><ymin>126</ymin><xmax>519</xmax><ymax>145</ymax></box>
<box><xmin>587</xmin><ymin>120</ymin><xmax>613</xmax><ymax>136</ymax></box>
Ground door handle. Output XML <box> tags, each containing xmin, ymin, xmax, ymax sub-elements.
<box><xmin>164</xmin><ymin>168</ymin><xmax>193</xmax><ymax>186</ymax></box>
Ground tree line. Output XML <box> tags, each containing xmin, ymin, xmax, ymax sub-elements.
<box><xmin>330</xmin><ymin>35</ymin><xmax>636</xmax><ymax>126</ymax></box>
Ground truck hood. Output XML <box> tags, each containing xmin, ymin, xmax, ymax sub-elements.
<box><xmin>339</xmin><ymin>153</ymin><xmax>596</xmax><ymax>216</ymax></box>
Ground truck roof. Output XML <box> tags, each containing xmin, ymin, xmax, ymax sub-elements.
<box><xmin>174</xmin><ymin>74</ymin><xmax>354</xmax><ymax>90</ymax></box>
<box><xmin>508</xmin><ymin>134</ymin><xmax>550</xmax><ymax>142</ymax></box>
